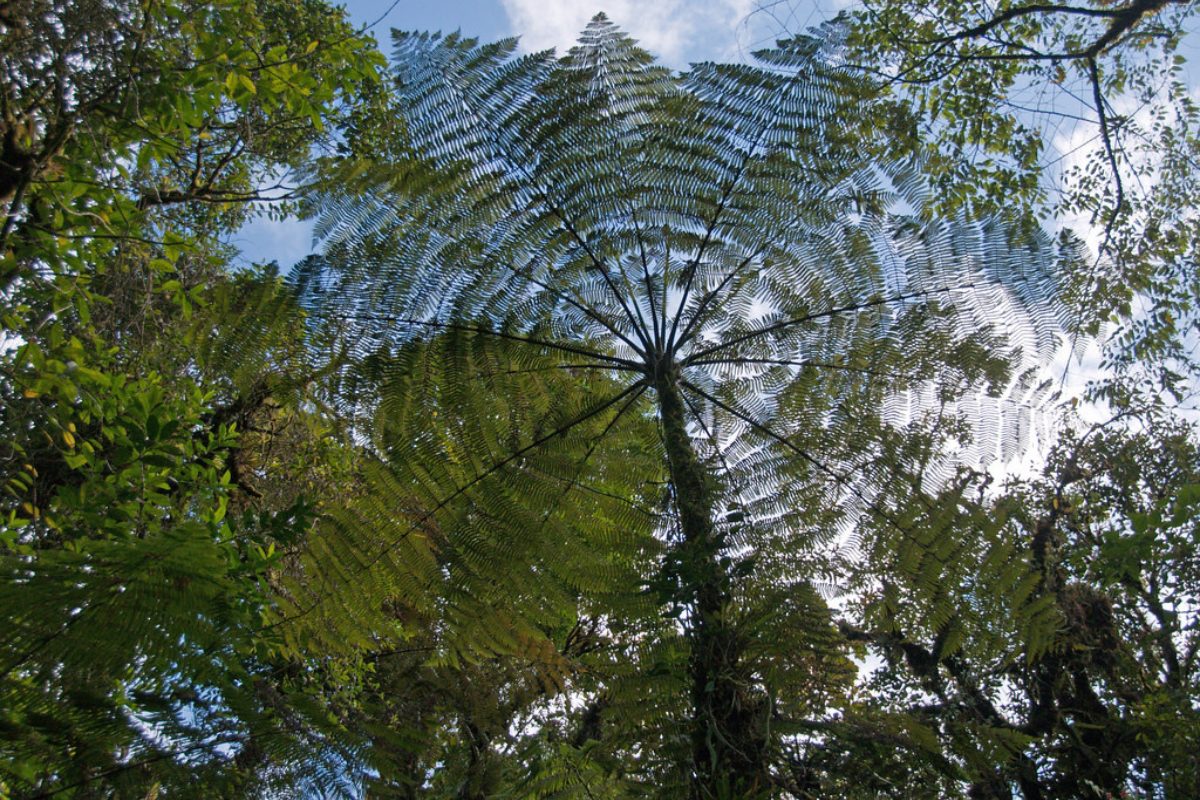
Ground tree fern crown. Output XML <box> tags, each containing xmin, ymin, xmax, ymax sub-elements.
<box><xmin>305</xmin><ymin>14</ymin><xmax>1077</xmax><ymax>505</ymax></box>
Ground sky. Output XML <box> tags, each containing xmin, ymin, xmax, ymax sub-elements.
<box><xmin>235</xmin><ymin>0</ymin><xmax>850</xmax><ymax>265</ymax></box>
<box><xmin>341</xmin><ymin>0</ymin><xmax>849</xmax><ymax>67</ymax></box>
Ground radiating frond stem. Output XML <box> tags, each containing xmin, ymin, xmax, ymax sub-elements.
<box><xmin>418</xmin><ymin>49</ymin><xmax>646</xmax><ymax>349</ymax></box>
<box><xmin>508</xmin><ymin>257</ymin><xmax>649</xmax><ymax>357</ymax></box>
<box><xmin>679</xmin><ymin>385</ymin><xmax>743</xmax><ymax>503</ymax></box>
<box><xmin>531</xmin><ymin>466</ymin><xmax>664</xmax><ymax>517</ymax></box>
<box><xmin>683</xmin><ymin>285</ymin><xmax>961</xmax><ymax>364</ymax></box>
<box><xmin>535</xmin><ymin>382</ymin><xmax>650</xmax><ymax>527</ymax></box>
<box><xmin>636</xmin><ymin>227</ymin><xmax>663</xmax><ymax>354</ymax></box>
<box><xmin>668</xmin><ymin>58</ymin><xmax>817</xmax><ymax>357</ymax></box>
<box><xmin>679</xmin><ymin>378</ymin><xmax>910</xmax><ymax>536</ymax></box>
<box><xmin>310</xmin><ymin>310</ymin><xmax>644</xmax><ymax>370</ymax></box>
<box><xmin>454</xmin><ymin>363</ymin><xmax>642</xmax><ymax>380</ymax></box>
<box><xmin>610</xmin><ymin>165</ymin><xmax>663</xmax><ymax>352</ymax></box>
<box><xmin>542</xmin><ymin>200</ymin><xmax>654</xmax><ymax>357</ymax></box>
<box><xmin>272</xmin><ymin>379</ymin><xmax>649</xmax><ymax>628</ymax></box>
<box><xmin>660</xmin><ymin>241</ymin><xmax>674</xmax><ymax>352</ymax></box>
<box><xmin>688</xmin><ymin>356</ymin><xmax>906</xmax><ymax>380</ymax></box>
<box><xmin>671</xmin><ymin>250</ymin><xmax>763</xmax><ymax>354</ymax></box>
<box><xmin>580</xmin><ymin>41</ymin><xmax>664</xmax><ymax>354</ymax></box>
<box><xmin>667</xmin><ymin>198</ymin><xmax>731</xmax><ymax>356</ymax></box>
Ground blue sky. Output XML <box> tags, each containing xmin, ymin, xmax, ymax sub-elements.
<box><xmin>346</xmin><ymin>0</ymin><xmax>509</xmax><ymax>47</ymax></box>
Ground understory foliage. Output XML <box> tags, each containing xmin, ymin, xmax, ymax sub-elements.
<box><xmin>837</xmin><ymin>0</ymin><xmax>1200</xmax><ymax>403</ymax></box>
<box><xmin>3</xmin><ymin>4</ymin><xmax>1199</xmax><ymax>800</ymax></box>
<box><xmin>1</xmin><ymin>0</ymin><xmax>384</xmax><ymax>796</ymax></box>
<box><xmin>836</xmin><ymin>410</ymin><xmax>1200</xmax><ymax>799</ymax></box>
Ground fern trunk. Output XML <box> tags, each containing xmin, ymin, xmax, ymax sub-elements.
<box><xmin>654</xmin><ymin>362</ymin><xmax>768</xmax><ymax>799</ymax></box>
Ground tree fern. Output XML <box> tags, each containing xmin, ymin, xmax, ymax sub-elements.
<box><xmin>301</xmin><ymin>15</ymin><xmax>1080</xmax><ymax>797</ymax></box>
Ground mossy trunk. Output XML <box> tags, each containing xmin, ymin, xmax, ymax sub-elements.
<box><xmin>654</xmin><ymin>362</ymin><xmax>769</xmax><ymax>799</ymax></box>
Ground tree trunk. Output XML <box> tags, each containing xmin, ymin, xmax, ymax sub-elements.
<box><xmin>653</xmin><ymin>361</ymin><xmax>769</xmax><ymax>799</ymax></box>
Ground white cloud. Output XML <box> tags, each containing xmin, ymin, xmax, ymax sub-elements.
<box><xmin>234</xmin><ymin>216</ymin><xmax>317</xmax><ymax>270</ymax></box>
<box><xmin>498</xmin><ymin>0</ymin><xmax>760</xmax><ymax>66</ymax></box>
<box><xmin>496</xmin><ymin>2</ymin><xmax>863</xmax><ymax>67</ymax></box>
